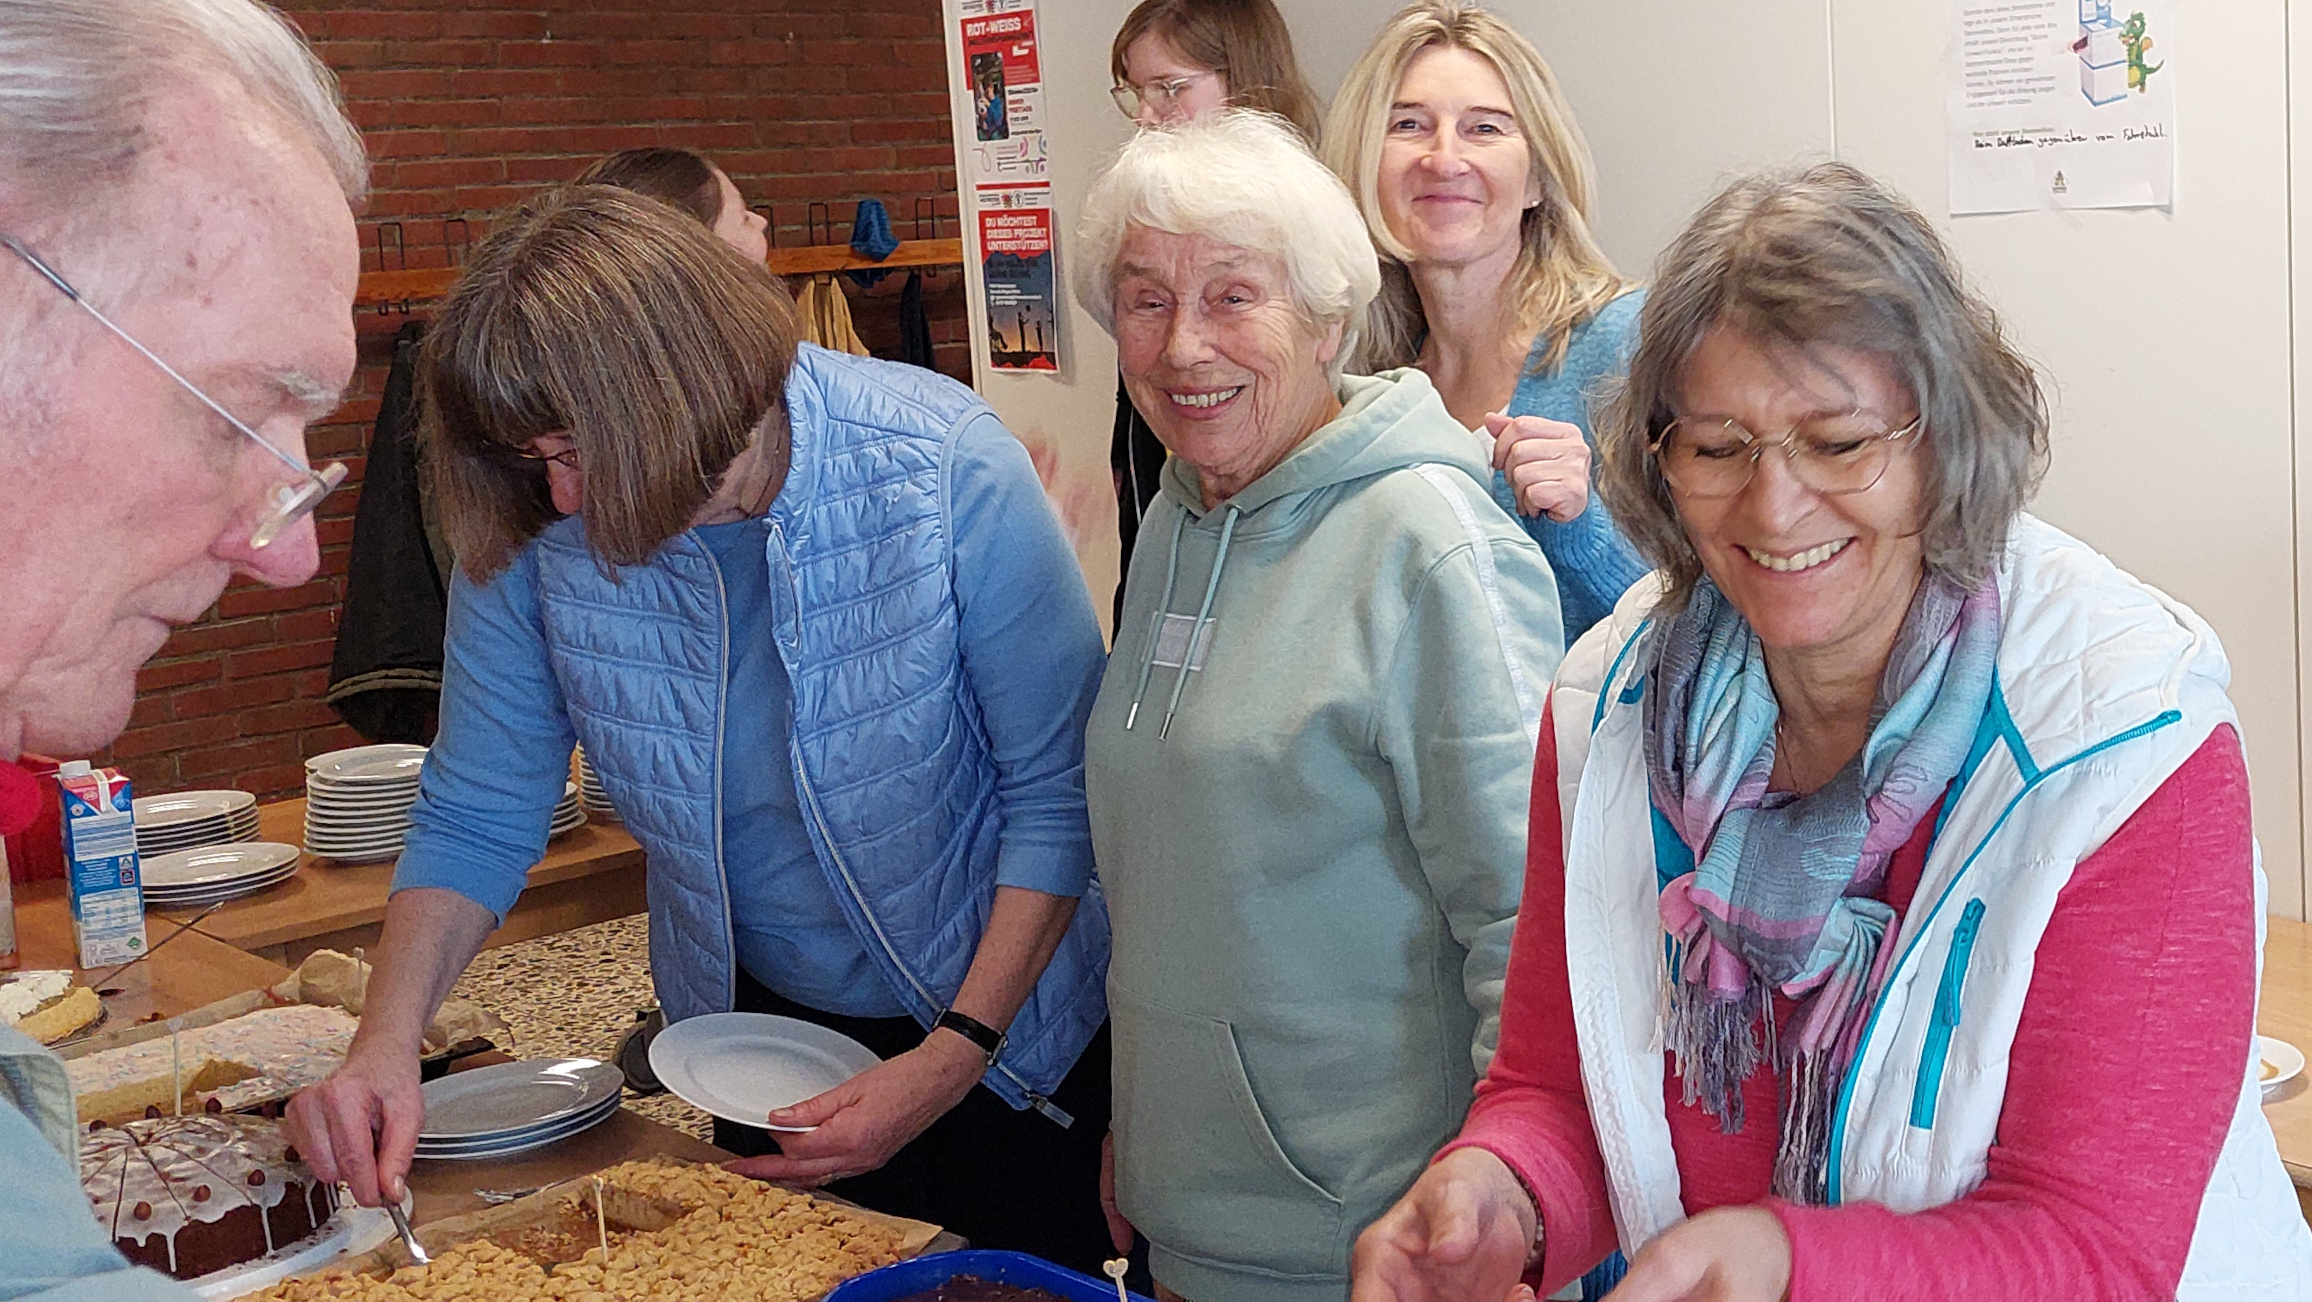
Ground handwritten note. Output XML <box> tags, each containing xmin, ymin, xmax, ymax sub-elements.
<box><xmin>1948</xmin><ymin>0</ymin><xmax>2176</xmax><ymax>213</ymax></box>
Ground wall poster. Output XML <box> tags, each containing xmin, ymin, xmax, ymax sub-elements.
<box><xmin>958</xmin><ymin>0</ymin><xmax>1061</xmax><ymax>372</ymax></box>
<box><xmin>1948</xmin><ymin>0</ymin><xmax>2176</xmax><ymax>213</ymax></box>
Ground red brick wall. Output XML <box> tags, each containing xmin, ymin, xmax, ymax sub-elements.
<box><xmin>93</xmin><ymin>0</ymin><xmax>968</xmax><ymax>802</ymax></box>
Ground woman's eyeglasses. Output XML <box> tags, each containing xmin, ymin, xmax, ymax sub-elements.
<box><xmin>1651</xmin><ymin>413</ymin><xmax>1922</xmax><ymax>500</ymax></box>
<box><xmin>1110</xmin><ymin>71</ymin><xmax>1217</xmax><ymax>118</ymax></box>
<box><xmin>0</xmin><ymin>232</ymin><xmax>347</xmax><ymax>549</ymax></box>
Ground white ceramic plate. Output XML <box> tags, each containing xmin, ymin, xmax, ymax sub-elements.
<box><xmin>303</xmin><ymin>811</ymin><xmax>414</xmax><ymax>831</ymax></box>
<box><xmin>144</xmin><ymin>871</ymin><xmax>299</xmax><ymax>906</ymax></box>
<box><xmin>305</xmin><ymin>843</ymin><xmax>403</xmax><ymax>864</ymax></box>
<box><xmin>133</xmin><ymin>790</ymin><xmax>258</xmax><ymax>830</ymax></box>
<box><xmin>142</xmin><ymin>842</ymin><xmax>300</xmax><ymax>889</ymax></box>
<box><xmin>420</xmin><ymin>1057</ymin><xmax>624</xmax><ymax>1140</ymax></box>
<box><xmin>2259</xmin><ymin>1035</ymin><xmax>2304</xmax><ymax>1094</ymax></box>
<box><xmin>650</xmin><ymin>1012</ymin><xmax>881</xmax><ymax>1132</ymax></box>
<box><xmin>306</xmin><ymin>744</ymin><xmax>428</xmax><ymax>784</ymax></box>
<box><xmin>303</xmin><ymin>789</ymin><xmax>420</xmax><ymax>811</ymax></box>
<box><xmin>414</xmin><ymin>1094</ymin><xmax>621</xmax><ymax>1155</ymax></box>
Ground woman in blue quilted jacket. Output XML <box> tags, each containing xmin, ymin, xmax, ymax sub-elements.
<box><xmin>286</xmin><ymin>184</ymin><xmax>1119</xmax><ymax>1272</ymax></box>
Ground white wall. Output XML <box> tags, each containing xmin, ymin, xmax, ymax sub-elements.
<box><xmin>948</xmin><ymin>0</ymin><xmax>2309</xmax><ymax>915</ymax></box>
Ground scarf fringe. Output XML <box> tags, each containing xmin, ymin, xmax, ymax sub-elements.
<box><xmin>1665</xmin><ymin>979</ymin><xmax>1768</xmax><ymax>1135</ymax></box>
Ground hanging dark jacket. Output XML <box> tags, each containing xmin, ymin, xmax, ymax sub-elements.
<box><xmin>325</xmin><ymin>321</ymin><xmax>447</xmax><ymax>743</ymax></box>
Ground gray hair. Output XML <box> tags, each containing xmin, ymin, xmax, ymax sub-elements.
<box><xmin>1073</xmin><ymin>109</ymin><xmax>1381</xmax><ymax>375</ymax></box>
<box><xmin>1597</xmin><ymin>161</ymin><xmax>2048</xmax><ymax>608</ymax></box>
<box><xmin>0</xmin><ymin>0</ymin><xmax>368</xmax><ymax>222</ymax></box>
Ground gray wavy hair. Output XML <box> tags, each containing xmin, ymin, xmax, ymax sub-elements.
<box><xmin>1597</xmin><ymin>162</ymin><xmax>2048</xmax><ymax>609</ymax></box>
<box><xmin>1073</xmin><ymin>109</ymin><xmax>1381</xmax><ymax>378</ymax></box>
<box><xmin>0</xmin><ymin>0</ymin><xmax>367</xmax><ymax>226</ymax></box>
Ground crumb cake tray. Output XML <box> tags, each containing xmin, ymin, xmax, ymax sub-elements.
<box><xmin>241</xmin><ymin>1159</ymin><xmax>943</xmax><ymax>1302</ymax></box>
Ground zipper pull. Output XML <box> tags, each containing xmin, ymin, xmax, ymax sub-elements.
<box><xmin>1936</xmin><ymin>899</ymin><xmax>1988</xmax><ymax>1026</ymax></box>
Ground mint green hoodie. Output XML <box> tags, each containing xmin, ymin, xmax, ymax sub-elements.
<box><xmin>1087</xmin><ymin>369</ymin><xmax>1565</xmax><ymax>1302</ymax></box>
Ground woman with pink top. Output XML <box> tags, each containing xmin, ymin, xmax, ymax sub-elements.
<box><xmin>1351</xmin><ymin>162</ymin><xmax>2312</xmax><ymax>1301</ymax></box>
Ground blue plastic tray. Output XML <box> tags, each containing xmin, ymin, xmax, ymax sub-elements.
<box><xmin>826</xmin><ymin>1250</ymin><xmax>1155</xmax><ymax>1302</ymax></box>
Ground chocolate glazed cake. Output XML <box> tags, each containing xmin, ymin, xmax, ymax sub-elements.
<box><xmin>81</xmin><ymin>1114</ymin><xmax>340</xmax><ymax>1280</ymax></box>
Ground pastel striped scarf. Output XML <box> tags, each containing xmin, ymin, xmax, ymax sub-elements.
<box><xmin>1642</xmin><ymin>571</ymin><xmax>1999</xmax><ymax>1202</ymax></box>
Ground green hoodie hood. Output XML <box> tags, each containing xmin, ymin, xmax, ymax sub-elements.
<box><xmin>1087</xmin><ymin>367</ymin><xmax>1565</xmax><ymax>1301</ymax></box>
<box><xmin>1121</xmin><ymin>368</ymin><xmax>1498</xmax><ymax>738</ymax></box>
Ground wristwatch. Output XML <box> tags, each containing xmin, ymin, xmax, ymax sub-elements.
<box><xmin>931</xmin><ymin>1007</ymin><xmax>1007</xmax><ymax>1067</ymax></box>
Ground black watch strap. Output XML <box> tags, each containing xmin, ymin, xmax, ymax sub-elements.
<box><xmin>931</xmin><ymin>1008</ymin><xmax>1007</xmax><ymax>1066</ymax></box>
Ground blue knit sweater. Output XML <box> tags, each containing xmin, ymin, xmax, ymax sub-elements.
<box><xmin>1485</xmin><ymin>289</ymin><xmax>1650</xmax><ymax>642</ymax></box>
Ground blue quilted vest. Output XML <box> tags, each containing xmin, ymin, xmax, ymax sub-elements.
<box><xmin>528</xmin><ymin>345</ymin><xmax>1110</xmax><ymax>1119</ymax></box>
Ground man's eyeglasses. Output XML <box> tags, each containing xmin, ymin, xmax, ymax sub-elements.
<box><xmin>1110</xmin><ymin>70</ymin><xmax>1217</xmax><ymax>118</ymax></box>
<box><xmin>0</xmin><ymin>232</ymin><xmax>347</xmax><ymax>549</ymax></box>
<box><xmin>1651</xmin><ymin>412</ymin><xmax>1922</xmax><ymax>500</ymax></box>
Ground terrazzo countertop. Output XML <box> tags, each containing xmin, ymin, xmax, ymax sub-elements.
<box><xmin>447</xmin><ymin>913</ymin><xmax>713</xmax><ymax>1140</ymax></box>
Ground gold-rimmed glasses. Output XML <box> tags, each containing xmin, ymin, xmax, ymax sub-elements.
<box><xmin>0</xmin><ymin>232</ymin><xmax>347</xmax><ymax>548</ymax></box>
<box><xmin>1652</xmin><ymin>411</ymin><xmax>1923</xmax><ymax>500</ymax></box>
<box><xmin>1110</xmin><ymin>70</ymin><xmax>1218</xmax><ymax>119</ymax></box>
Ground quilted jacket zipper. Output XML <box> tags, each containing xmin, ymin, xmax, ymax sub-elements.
<box><xmin>1909</xmin><ymin>897</ymin><xmax>1987</xmax><ymax>1130</ymax></box>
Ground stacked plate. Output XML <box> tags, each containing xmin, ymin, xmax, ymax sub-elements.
<box><xmin>303</xmin><ymin>744</ymin><xmax>426</xmax><ymax>864</ymax></box>
<box><xmin>549</xmin><ymin>780</ymin><xmax>587</xmax><ymax>840</ymax></box>
<box><xmin>133</xmin><ymin>791</ymin><xmax>260</xmax><ymax>858</ymax></box>
<box><xmin>576</xmin><ymin>749</ymin><xmax>618</xmax><ymax>821</ymax></box>
<box><xmin>414</xmin><ymin>1057</ymin><xmax>623</xmax><ymax>1161</ymax></box>
<box><xmin>141</xmin><ymin>842</ymin><xmax>301</xmax><ymax>909</ymax></box>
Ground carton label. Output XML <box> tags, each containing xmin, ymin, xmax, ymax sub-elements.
<box><xmin>57</xmin><ymin>766</ymin><xmax>146</xmax><ymax>968</ymax></box>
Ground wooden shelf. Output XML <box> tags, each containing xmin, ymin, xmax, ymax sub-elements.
<box><xmin>352</xmin><ymin>237</ymin><xmax>963</xmax><ymax>311</ymax></box>
<box><xmin>764</xmin><ymin>237</ymin><xmax>962</xmax><ymax>276</ymax></box>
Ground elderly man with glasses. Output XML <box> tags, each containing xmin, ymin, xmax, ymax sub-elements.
<box><xmin>0</xmin><ymin>0</ymin><xmax>365</xmax><ymax>1296</ymax></box>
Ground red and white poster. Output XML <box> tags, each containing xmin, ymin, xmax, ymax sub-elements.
<box><xmin>957</xmin><ymin>0</ymin><xmax>1059</xmax><ymax>372</ymax></box>
<box><xmin>958</xmin><ymin>0</ymin><xmax>1048</xmax><ymax>184</ymax></box>
<box><xmin>978</xmin><ymin>186</ymin><xmax>1057</xmax><ymax>372</ymax></box>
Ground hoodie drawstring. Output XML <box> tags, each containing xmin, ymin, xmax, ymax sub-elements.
<box><xmin>1156</xmin><ymin>505</ymin><xmax>1239</xmax><ymax>740</ymax></box>
<box><xmin>1122</xmin><ymin>509</ymin><xmax>1189</xmax><ymax>731</ymax></box>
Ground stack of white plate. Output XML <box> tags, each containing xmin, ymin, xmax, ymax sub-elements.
<box><xmin>133</xmin><ymin>791</ymin><xmax>260</xmax><ymax>858</ymax></box>
<box><xmin>414</xmin><ymin>1058</ymin><xmax>623</xmax><ymax>1162</ymax></box>
<box><xmin>549</xmin><ymin>780</ymin><xmax>586</xmax><ymax>840</ymax></box>
<box><xmin>575</xmin><ymin>749</ymin><xmax>617</xmax><ymax>821</ymax></box>
<box><xmin>303</xmin><ymin>744</ymin><xmax>426</xmax><ymax>863</ymax></box>
<box><xmin>141</xmin><ymin>842</ymin><xmax>301</xmax><ymax>909</ymax></box>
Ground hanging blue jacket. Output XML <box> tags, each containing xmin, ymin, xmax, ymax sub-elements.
<box><xmin>394</xmin><ymin>345</ymin><xmax>1112</xmax><ymax>1119</ymax></box>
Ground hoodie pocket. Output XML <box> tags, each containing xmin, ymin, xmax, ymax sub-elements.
<box><xmin>1109</xmin><ymin>985</ymin><xmax>1345</xmax><ymax>1278</ymax></box>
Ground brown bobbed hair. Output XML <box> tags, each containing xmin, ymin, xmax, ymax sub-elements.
<box><xmin>1110</xmin><ymin>0</ymin><xmax>1322</xmax><ymax>143</ymax></box>
<box><xmin>1324</xmin><ymin>1</ymin><xmax>1633</xmax><ymax>374</ymax></box>
<box><xmin>1596</xmin><ymin>162</ymin><xmax>2049</xmax><ymax>611</ymax></box>
<box><xmin>571</xmin><ymin>147</ymin><xmax>725</xmax><ymax>227</ymax></box>
<box><xmin>421</xmin><ymin>184</ymin><xmax>800</xmax><ymax>577</ymax></box>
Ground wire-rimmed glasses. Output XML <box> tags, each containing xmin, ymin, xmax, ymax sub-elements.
<box><xmin>0</xmin><ymin>232</ymin><xmax>347</xmax><ymax>548</ymax></box>
<box><xmin>1109</xmin><ymin>71</ymin><xmax>1218</xmax><ymax>119</ymax></box>
<box><xmin>1651</xmin><ymin>412</ymin><xmax>1923</xmax><ymax>500</ymax></box>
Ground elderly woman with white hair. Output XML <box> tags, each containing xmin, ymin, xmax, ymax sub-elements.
<box><xmin>1077</xmin><ymin>110</ymin><xmax>1563</xmax><ymax>1302</ymax></box>
<box><xmin>1354</xmin><ymin>162</ymin><xmax>2312</xmax><ymax>1302</ymax></box>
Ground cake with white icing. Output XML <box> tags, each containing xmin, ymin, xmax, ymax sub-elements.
<box><xmin>81</xmin><ymin>1114</ymin><xmax>338</xmax><ymax>1280</ymax></box>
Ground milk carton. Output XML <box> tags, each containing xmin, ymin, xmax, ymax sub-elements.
<box><xmin>55</xmin><ymin>761</ymin><xmax>146</xmax><ymax>967</ymax></box>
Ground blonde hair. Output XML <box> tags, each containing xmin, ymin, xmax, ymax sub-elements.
<box><xmin>1322</xmin><ymin>2</ymin><xmax>1632</xmax><ymax>373</ymax></box>
<box><xmin>1073</xmin><ymin>110</ymin><xmax>1380</xmax><ymax>380</ymax></box>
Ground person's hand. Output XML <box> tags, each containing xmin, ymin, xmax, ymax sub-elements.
<box><xmin>1100</xmin><ymin>1130</ymin><xmax>1136</xmax><ymax>1254</ymax></box>
<box><xmin>1350</xmin><ymin>1147</ymin><xmax>1538</xmax><ymax>1302</ymax></box>
<box><xmin>286</xmin><ymin>1039</ymin><xmax>423</xmax><ymax>1209</ymax></box>
<box><xmin>1608</xmin><ymin>1205</ymin><xmax>1792</xmax><ymax>1302</ymax></box>
<box><xmin>1486</xmin><ymin>413</ymin><xmax>1591</xmax><ymax>523</ymax></box>
<box><xmin>723</xmin><ymin>1033</ymin><xmax>984</xmax><ymax>1186</ymax></box>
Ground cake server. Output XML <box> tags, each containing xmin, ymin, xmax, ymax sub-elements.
<box><xmin>384</xmin><ymin>1196</ymin><xmax>430</xmax><ymax>1265</ymax></box>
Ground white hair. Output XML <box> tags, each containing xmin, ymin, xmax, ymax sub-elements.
<box><xmin>0</xmin><ymin>0</ymin><xmax>368</xmax><ymax>218</ymax></box>
<box><xmin>1073</xmin><ymin>110</ymin><xmax>1381</xmax><ymax>373</ymax></box>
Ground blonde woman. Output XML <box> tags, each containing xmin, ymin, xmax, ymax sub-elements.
<box><xmin>1325</xmin><ymin>2</ymin><xmax>1644</xmax><ymax>640</ymax></box>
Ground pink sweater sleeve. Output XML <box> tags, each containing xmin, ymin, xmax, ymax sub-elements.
<box><xmin>1770</xmin><ymin>726</ymin><xmax>2258</xmax><ymax>1301</ymax></box>
<box><xmin>1441</xmin><ymin>694</ymin><xmax>1622</xmax><ymax>1296</ymax></box>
